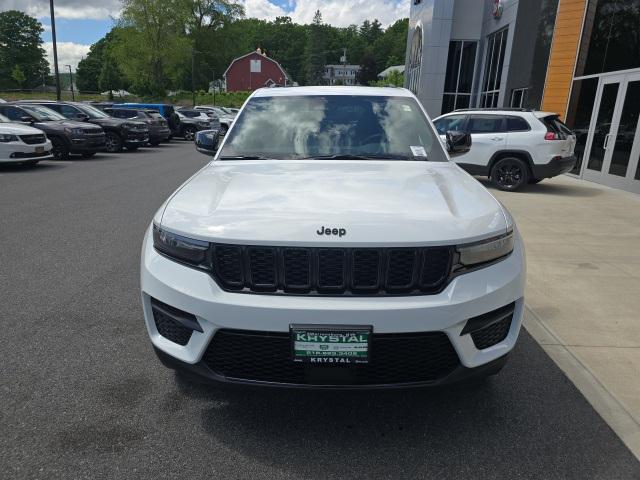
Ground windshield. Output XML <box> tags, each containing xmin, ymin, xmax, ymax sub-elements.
<box><xmin>20</xmin><ymin>105</ymin><xmax>66</xmax><ymax>121</ymax></box>
<box><xmin>76</xmin><ymin>104</ymin><xmax>110</xmax><ymax>119</ymax></box>
<box><xmin>219</xmin><ymin>95</ymin><xmax>446</xmax><ymax>161</ymax></box>
<box><xmin>180</xmin><ymin>110</ymin><xmax>203</xmax><ymax>118</ymax></box>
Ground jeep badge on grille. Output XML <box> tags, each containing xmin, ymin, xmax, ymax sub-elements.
<box><xmin>317</xmin><ymin>226</ymin><xmax>346</xmax><ymax>237</ymax></box>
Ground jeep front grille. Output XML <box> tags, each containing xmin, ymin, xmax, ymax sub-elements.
<box><xmin>210</xmin><ymin>244</ymin><xmax>453</xmax><ymax>296</ymax></box>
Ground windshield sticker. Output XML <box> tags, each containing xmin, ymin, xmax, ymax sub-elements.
<box><xmin>410</xmin><ymin>145</ymin><xmax>427</xmax><ymax>157</ymax></box>
<box><xmin>402</xmin><ymin>105</ymin><xmax>412</xmax><ymax>112</ymax></box>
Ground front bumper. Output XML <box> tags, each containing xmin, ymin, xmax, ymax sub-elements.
<box><xmin>149</xmin><ymin>127</ymin><xmax>171</xmax><ymax>143</ymax></box>
<box><xmin>69</xmin><ymin>135</ymin><xmax>106</xmax><ymax>154</ymax></box>
<box><xmin>532</xmin><ymin>155</ymin><xmax>576</xmax><ymax>179</ymax></box>
<box><xmin>124</xmin><ymin>130</ymin><xmax>149</xmax><ymax>146</ymax></box>
<box><xmin>141</xmin><ymin>226</ymin><xmax>526</xmax><ymax>388</ymax></box>
<box><xmin>1</xmin><ymin>140</ymin><xmax>53</xmax><ymax>163</ymax></box>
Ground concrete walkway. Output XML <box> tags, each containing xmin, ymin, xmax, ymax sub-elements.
<box><xmin>488</xmin><ymin>175</ymin><xmax>640</xmax><ymax>459</ymax></box>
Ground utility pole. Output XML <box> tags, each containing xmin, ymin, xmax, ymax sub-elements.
<box><xmin>191</xmin><ymin>49</ymin><xmax>196</xmax><ymax>107</ymax></box>
<box><xmin>66</xmin><ymin>65</ymin><xmax>75</xmax><ymax>101</ymax></box>
<box><xmin>49</xmin><ymin>0</ymin><xmax>61</xmax><ymax>100</ymax></box>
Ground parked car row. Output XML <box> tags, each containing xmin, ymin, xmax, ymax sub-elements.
<box><xmin>0</xmin><ymin>100</ymin><xmax>232</xmax><ymax>165</ymax></box>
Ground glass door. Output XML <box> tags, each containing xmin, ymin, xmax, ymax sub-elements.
<box><xmin>581</xmin><ymin>72</ymin><xmax>640</xmax><ymax>193</ymax></box>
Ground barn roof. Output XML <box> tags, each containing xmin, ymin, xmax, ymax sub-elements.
<box><xmin>223</xmin><ymin>51</ymin><xmax>290</xmax><ymax>82</ymax></box>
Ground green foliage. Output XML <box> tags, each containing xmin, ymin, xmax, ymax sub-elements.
<box><xmin>305</xmin><ymin>10</ymin><xmax>327</xmax><ymax>85</ymax></box>
<box><xmin>99</xmin><ymin>52</ymin><xmax>124</xmax><ymax>98</ymax></box>
<box><xmin>11</xmin><ymin>64</ymin><xmax>26</xmax><ymax>87</ymax></box>
<box><xmin>72</xmin><ymin>2</ymin><xmax>408</xmax><ymax>97</ymax></box>
<box><xmin>369</xmin><ymin>70</ymin><xmax>404</xmax><ymax>87</ymax></box>
<box><xmin>0</xmin><ymin>10</ymin><xmax>49</xmax><ymax>90</ymax></box>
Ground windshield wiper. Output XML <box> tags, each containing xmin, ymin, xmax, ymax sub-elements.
<box><xmin>300</xmin><ymin>154</ymin><xmax>417</xmax><ymax>160</ymax></box>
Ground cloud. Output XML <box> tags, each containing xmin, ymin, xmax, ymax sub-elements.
<box><xmin>43</xmin><ymin>42</ymin><xmax>91</xmax><ymax>72</ymax></box>
<box><xmin>242</xmin><ymin>0</ymin><xmax>409</xmax><ymax>27</ymax></box>
<box><xmin>3</xmin><ymin>0</ymin><xmax>121</xmax><ymax>20</ymax></box>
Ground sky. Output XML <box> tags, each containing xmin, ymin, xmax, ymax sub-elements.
<box><xmin>4</xmin><ymin>0</ymin><xmax>409</xmax><ymax>72</ymax></box>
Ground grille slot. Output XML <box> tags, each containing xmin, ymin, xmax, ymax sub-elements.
<box><xmin>151</xmin><ymin>300</ymin><xmax>195</xmax><ymax>346</ymax></box>
<box><xmin>20</xmin><ymin>134</ymin><xmax>46</xmax><ymax>145</ymax></box>
<box><xmin>209</xmin><ymin>244</ymin><xmax>453</xmax><ymax>296</ymax></box>
<box><xmin>471</xmin><ymin>315</ymin><xmax>513</xmax><ymax>350</ymax></box>
<box><xmin>203</xmin><ymin>329</ymin><xmax>460</xmax><ymax>386</ymax></box>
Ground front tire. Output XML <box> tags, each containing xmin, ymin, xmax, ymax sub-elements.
<box><xmin>183</xmin><ymin>127</ymin><xmax>197</xmax><ymax>141</ymax></box>
<box><xmin>490</xmin><ymin>157</ymin><xmax>529</xmax><ymax>191</ymax></box>
<box><xmin>50</xmin><ymin>137</ymin><xmax>70</xmax><ymax>160</ymax></box>
<box><xmin>104</xmin><ymin>132</ymin><xmax>123</xmax><ymax>153</ymax></box>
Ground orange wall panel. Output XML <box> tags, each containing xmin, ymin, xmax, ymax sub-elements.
<box><xmin>541</xmin><ymin>0</ymin><xmax>587</xmax><ymax>119</ymax></box>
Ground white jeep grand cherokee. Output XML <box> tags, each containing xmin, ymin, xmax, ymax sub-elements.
<box><xmin>141</xmin><ymin>87</ymin><xmax>525</xmax><ymax>389</ymax></box>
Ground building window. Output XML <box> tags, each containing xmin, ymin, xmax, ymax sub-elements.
<box><xmin>510</xmin><ymin>88</ymin><xmax>528</xmax><ymax>108</ymax></box>
<box><xmin>250</xmin><ymin>59</ymin><xmax>262</xmax><ymax>73</ymax></box>
<box><xmin>406</xmin><ymin>26</ymin><xmax>423</xmax><ymax>95</ymax></box>
<box><xmin>480</xmin><ymin>28</ymin><xmax>509</xmax><ymax>108</ymax></box>
<box><xmin>441</xmin><ymin>41</ymin><xmax>478</xmax><ymax>114</ymax></box>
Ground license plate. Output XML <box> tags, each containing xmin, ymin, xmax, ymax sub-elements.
<box><xmin>291</xmin><ymin>325</ymin><xmax>371</xmax><ymax>364</ymax></box>
<box><xmin>35</xmin><ymin>146</ymin><xmax>44</xmax><ymax>153</ymax></box>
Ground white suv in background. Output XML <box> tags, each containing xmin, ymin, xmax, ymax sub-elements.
<box><xmin>0</xmin><ymin>113</ymin><xmax>52</xmax><ymax>166</ymax></box>
<box><xmin>433</xmin><ymin>109</ymin><xmax>577</xmax><ymax>190</ymax></box>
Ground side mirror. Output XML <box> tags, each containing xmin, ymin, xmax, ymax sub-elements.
<box><xmin>446</xmin><ymin>130</ymin><xmax>472</xmax><ymax>156</ymax></box>
<box><xmin>195</xmin><ymin>129</ymin><xmax>220</xmax><ymax>156</ymax></box>
<box><xmin>76</xmin><ymin>113</ymin><xmax>89</xmax><ymax>121</ymax></box>
<box><xmin>20</xmin><ymin>116</ymin><xmax>34</xmax><ymax>124</ymax></box>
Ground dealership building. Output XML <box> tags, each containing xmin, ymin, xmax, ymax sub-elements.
<box><xmin>405</xmin><ymin>0</ymin><xmax>640</xmax><ymax>193</ymax></box>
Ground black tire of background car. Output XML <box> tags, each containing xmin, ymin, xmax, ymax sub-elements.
<box><xmin>81</xmin><ymin>153</ymin><xmax>96</xmax><ymax>158</ymax></box>
<box><xmin>490</xmin><ymin>157</ymin><xmax>530</xmax><ymax>191</ymax></box>
<box><xmin>126</xmin><ymin>146</ymin><xmax>139</xmax><ymax>151</ymax></box>
<box><xmin>528</xmin><ymin>178</ymin><xmax>543</xmax><ymax>184</ymax></box>
<box><xmin>104</xmin><ymin>132</ymin><xmax>124</xmax><ymax>153</ymax></box>
<box><xmin>183</xmin><ymin>127</ymin><xmax>197</xmax><ymax>141</ymax></box>
<box><xmin>50</xmin><ymin>136</ymin><xmax>70</xmax><ymax>160</ymax></box>
<box><xmin>150</xmin><ymin>141</ymin><xmax>161</xmax><ymax>146</ymax></box>
<box><xmin>219</xmin><ymin>124</ymin><xmax>228</xmax><ymax>136</ymax></box>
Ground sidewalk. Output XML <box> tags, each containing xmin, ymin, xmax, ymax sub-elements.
<box><xmin>490</xmin><ymin>175</ymin><xmax>640</xmax><ymax>459</ymax></box>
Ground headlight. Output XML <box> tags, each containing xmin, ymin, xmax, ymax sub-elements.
<box><xmin>153</xmin><ymin>224</ymin><xmax>209</xmax><ymax>268</ymax></box>
<box><xmin>122</xmin><ymin>122</ymin><xmax>136</xmax><ymax>130</ymax></box>
<box><xmin>456</xmin><ymin>230</ymin><xmax>514</xmax><ymax>267</ymax></box>
<box><xmin>0</xmin><ymin>134</ymin><xmax>19</xmax><ymax>142</ymax></box>
<box><xmin>64</xmin><ymin>127</ymin><xmax>84</xmax><ymax>135</ymax></box>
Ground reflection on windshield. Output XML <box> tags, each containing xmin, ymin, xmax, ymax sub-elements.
<box><xmin>0</xmin><ymin>113</ymin><xmax>9</xmax><ymax>123</ymax></box>
<box><xmin>77</xmin><ymin>104</ymin><xmax>109</xmax><ymax>119</ymax></box>
<box><xmin>21</xmin><ymin>105</ymin><xmax>66</xmax><ymax>122</ymax></box>
<box><xmin>220</xmin><ymin>95</ymin><xmax>445</xmax><ymax>161</ymax></box>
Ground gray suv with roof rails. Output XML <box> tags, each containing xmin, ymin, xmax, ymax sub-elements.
<box><xmin>1</xmin><ymin>103</ymin><xmax>105</xmax><ymax>159</ymax></box>
<box><xmin>103</xmin><ymin>107</ymin><xmax>171</xmax><ymax>145</ymax></box>
<box><xmin>19</xmin><ymin>100</ymin><xmax>149</xmax><ymax>153</ymax></box>
<box><xmin>433</xmin><ymin>108</ymin><xmax>577</xmax><ymax>191</ymax></box>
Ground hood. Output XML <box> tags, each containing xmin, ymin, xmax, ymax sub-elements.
<box><xmin>33</xmin><ymin>120</ymin><xmax>100</xmax><ymax>132</ymax></box>
<box><xmin>160</xmin><ymin>160</ymin><xmax>508</xmax><ymax>246</ymax></box>
<box><xmin>0</xmin><ymin>122</ymin><xmax>45</xmax><ymax>135</ymax></box>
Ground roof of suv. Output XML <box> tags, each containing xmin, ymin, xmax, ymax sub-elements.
<box><xmin>252</xmin><ymin>86</ymin><xmax>413</xmax><ymax>97</ymax></box>
<box><xmin>449</xmin><ymin>108</ymin><xmax>558</xmax><ymax>118</ymax></box>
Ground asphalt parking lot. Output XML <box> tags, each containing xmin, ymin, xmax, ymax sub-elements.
<box><xmin>1</xmin><ymin>143</ymin><xmax>639</xmax><ymax>479</ymax></box>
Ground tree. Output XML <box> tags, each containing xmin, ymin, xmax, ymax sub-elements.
<box><xmin>99</xmin><ymin>52</ymin><xmax>124</xmax><ymax>99</ymax></box>
<box><xmin>357</xmin><ymin>52</ymin><xmax>378</xmax><ymax>85</ymax></box>
<box><xmin>11</xmin><ymin>65</ymin><xmax>26</xmax><ymax>88</ymax></box>
<box><xmin>0</xmin><ymin>10</ymin><xmax>49</xmax><ymax>90</ymax></box>
<box><xmin>305</xmin><ymin>10</ymin><xmax>326</xmax><ymax>86</ymax></box>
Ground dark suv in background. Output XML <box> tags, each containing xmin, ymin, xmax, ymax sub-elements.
<box><xmin>0</xmin><ymin>103</ymin><xmax>105</xmax><ymax>159</ymax></box>
<box><xmin>103</xmin><ymin>107</ymin><xmax>171</xmax><ymax>145</ymax></box>
<box><xmin>22</xmin><ymin>101</ymin><xmax>149</xmax><ymax>153</ymax></box>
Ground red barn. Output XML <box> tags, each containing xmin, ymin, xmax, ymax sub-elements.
<box><xmin>224</xmin><ymin>49</ymin><xmax>291</xmax><ymax>92</ymax></box>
